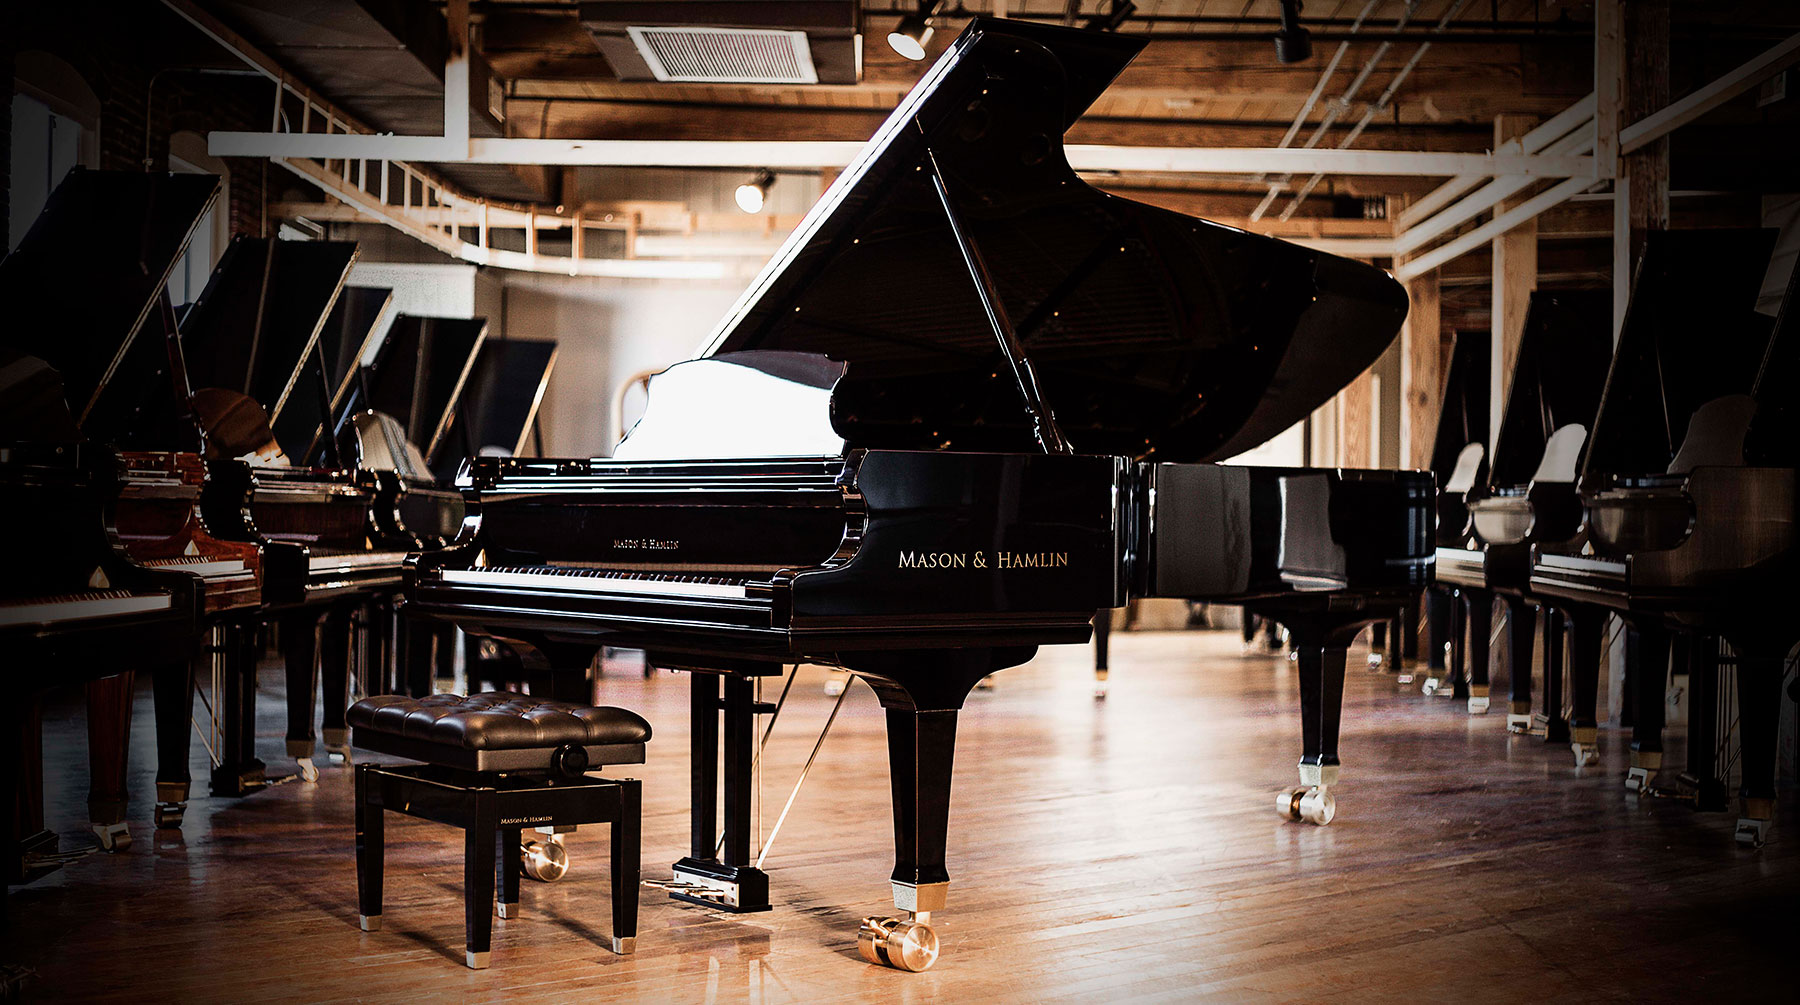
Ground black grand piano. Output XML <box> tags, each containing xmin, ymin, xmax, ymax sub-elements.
<box><xmin>1437</xmin><ymin>293</ymin><xmax>1613</xmax><ymax>735</ymax></box>
<box><xmin>1419</xmin><ymin>329</ymin><xmax>1488</xmax><ymax>698</ymax></box>
<box><xmin>405</xmin><ymin>18</ymin><xmax>1422</xmax><ymax>970</ymax></box>
<box><xmin>0</xmin><ymin>169</ymin><xmax>272</xmax><ymax>839</ymax></box>
<box><xmin>1530</xmin><ymin>230</ymin><xmax>1795</xmax><ymax>845</ymax></box>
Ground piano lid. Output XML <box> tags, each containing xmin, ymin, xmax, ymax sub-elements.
<box><xmin>699</xmin><ymin>17</ymin><xmax>1408</xmax><ymax>463</ymax></box>
<box><xmin>1429</xmin><ymin>330</ymin><xmax>1490</xmax><ymax>483</ymax></box>
<box><xmin>362</xmin><ymin>314</ymin><xmax>488</xmax><ymax>464</ymax></box>
<box><xmin>178</xmin><ymin>237</ymin><xmax>360</xmax><ymax>426</ymax></box>
<box><xmin>273</xmin><ymin>285</ymin><xmax>396</xmax><ymax>466</ymax></box>
<box><xmin>429</xmin><ymin>338</ymin><xmax>558</xmax><ymax>483</ymax></box>
<box><xmin>0</xmin><ymin>169</ymin><xmax>219</xmax><ymax>433</ymax></box>
<box><xmin>1486</xmin><ymin>290</ymin><xmax>1612</xmax><ymax>489</ymax></box>
<box><xmin>1581</xmin><ymin>229</ymin><xmax>1777</xmax><ymax>481</ymax></box>
<box><xmin>1746</xmin><ymin>245</ymin><xmax>1798</xmax><ymax>468</ymax></box>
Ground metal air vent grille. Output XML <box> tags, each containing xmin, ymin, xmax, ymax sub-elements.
<box><xmin>626</xmin><ymin>26</ymin><xmax>819</xmax><ymax>84</ymax></box>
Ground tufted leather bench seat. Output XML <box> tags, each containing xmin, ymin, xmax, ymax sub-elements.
<box><xmin>348</xmin><ymin>690</ymin><xmax>647</xmax><ymax>969</ymax></box>
<box><xmin>348</xmin><ymin>692</ymin><xmax>650</xmax><ymax>774</ymax></box>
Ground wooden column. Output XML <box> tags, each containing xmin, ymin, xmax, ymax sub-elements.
<box><xmin>1618</xmin><ymin>0</ymin><xmax>1672</xmax><ymax>341</ymax></box>
<box><xmin>1400</xmin><ymin>268</ymin><xmax>1443</xmax><ymax>470</ymax></box>
<box><xmin>1490</xmin><ymin>114</ymin><xmax>1539</xmax><ymax>447</ymax></box>
<box><xmin>1339</xmin><ymin>370</ymin><xmax>1374</xmax><ymax>468</ymax></box>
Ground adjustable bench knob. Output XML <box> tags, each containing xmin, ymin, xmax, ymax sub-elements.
<box><xmin>551</xmin><ymin>743</ymin><xmax>589</xmax><ymax>779</ymax></box>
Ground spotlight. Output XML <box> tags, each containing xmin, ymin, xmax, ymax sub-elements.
<box><xmin>734</xmin><ymin>170</ymin><xmax>775</xmax><ymax>214</ymax></box>
<box><xmin>1083</xmin><ymin>0</ymin><xmax>1136</xmax><ymax>33</ymax></box>
<box><xmin>1274</xmin><ymin>0</ymin><xmax>1311</xmax><ymax>63</ymax></box>
<box><xmin>888</xmin><ymin>1</ymin><xmax>940</xmax><ymax>61</ymax></box>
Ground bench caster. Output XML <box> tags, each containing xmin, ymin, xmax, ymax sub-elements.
<box><xmin>297</xmin><ymin>757</ymin><xmax>320</xmax><ymax>783</ymax></box>
<box><xmin>1276</xmin><ymin>786</ymin><xmax>1336</xmax><ymax>826</ymax></box>
<box><xmin>521</xmin><ymin>834</ymin><xmax>569</xmax><ymax>882</ymax></box>
<box><xmin>92</xmin><ymin>822</ymin><xmax>132</xmax><ymax>852</ymax></box>
<box><xmin>858</xmin><ymin>913</ymin><xmax>939</xmax><ymax>972</ymax></box>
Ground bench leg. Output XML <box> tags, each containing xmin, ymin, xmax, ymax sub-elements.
<box><xmin>497</xmin><ymin>826</ymin><xmax>522</xmax><ymax>919</ymax></box>
<box><xmin>611</xmin><ymin>779</ymin><xmax>641</xmax><ymax>954</ymax></box>
<box><xmin>355</xmin><ymin>764</ymin><xmax>384</xmax><ymax>932</ymax></box>
<box><xmin>466</xmin><ymin>788</ymin><xmax>498</xmax><ymax>969</ymax></box>
<box><xmin>85</xmin><ymin>671</ymin><xmax>135</xmax><ymax>852</ymax></box>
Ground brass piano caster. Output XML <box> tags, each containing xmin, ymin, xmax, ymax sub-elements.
<box><xmin>1276</xmin><ymin>786</ymin><xmax>1336</xmax><ymax>826</ymax></box>
<box><xmin>1093</xmin><ymin>669</ymin><xmax>1108</xmax><ymax>700</ymax></box>
<box><xmin>858</xmin><ymin>913</ymin><xmax>940</xmax><ymax>972</ymax></box>
<box><xmin>1624</xmin><ymin>766</ymin><xmax>1653</xmax><ymax>793</ymax></box>
<box><xmin>91</xmin><ymin>822</ymin><xmax>132</xmax><ymax>852</ymax></box>
<box><xmin>324</xmin><ymin>728</ymin><xmax>352</xmax><ymax>764</ymax></box>
<box><xmin>521</xmin><ymin>834</ymin><xmax>569</xmax><ymax>882</ymax></box>
<box><xmin>153</xmin><ymin>802</ymin><xmax>186</xmax><ymax>829</ymax></box>
<box><xmin>297</xmin><ymin>757</ymin><xmax>320</xmax><ymax>783</ymax></box>
<box><xmin>1570</xmin><ymin>742</ymin><xmax>1599</xmax><ymax>768</ymax></box>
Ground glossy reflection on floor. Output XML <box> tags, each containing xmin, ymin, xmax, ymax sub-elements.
<box><xmin>9</xmin><ymin>630</ymin><xmax>1797</xmax><ymax>1003</ymax></box>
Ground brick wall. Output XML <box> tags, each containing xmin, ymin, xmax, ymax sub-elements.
<box><xmin>16</xmin><ymin>5</ymin><xmax>274</xmax><ymax>237</ymax></box>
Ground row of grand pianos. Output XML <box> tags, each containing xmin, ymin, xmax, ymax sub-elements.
<box><xmin>2</xmin><ymin>17</ymin><xmax>1793</xmax><ymax>971</ymax></box>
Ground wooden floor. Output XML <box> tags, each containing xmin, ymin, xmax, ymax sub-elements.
<box><xmin>8</xmin><ymin>630</ymin><xmax>1797</xmax><ymax>1003</ymax></box>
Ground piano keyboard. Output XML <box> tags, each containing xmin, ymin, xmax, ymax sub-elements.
<box><xmin>1</xmin><ymin>589</ymin><xmax>172</xmax><ymax>626</ymax></box>
<box><xmin>309</xmin><ymin>550</ymin><xmax>410</xmax><ymax>573</ymax></box>
<box><xmin>442</xmin><ymin>566</ymin><xmax>749</xmax><ymax>599</ymax></box>
<box><xmin>142</xmin><ymin>557</ymin><xmax>248</xmax><ymax>578</ymax></box>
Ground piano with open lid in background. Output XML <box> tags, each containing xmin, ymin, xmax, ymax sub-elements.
<box><xmin>1436</xmin><ymin>291</ymin><xmax>1612</xmax><ymax>733</ymax></box>
<box><xmin>405</xmin><ymin>17</ymin><xmax>1423</xmax><ymax>970</ymax></box>
<box><xmin>1529</xmin><ymin>229</ymin><xmax>1795</xmax><ymax>846</ymax></box>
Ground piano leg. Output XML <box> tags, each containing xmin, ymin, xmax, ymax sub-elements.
<box><xmin>1266</xmin><ymin>615</ymin><xmax>1369</xmax><ymax>827</ymax></box>
<box><xmin>1680</xmin><ymin>636</ymin><xmax>1730</xmax><ymax>811</ymax></box>
<box><xmin>1241</xmin><ymin>609</ymin><xmax>1258</xmax><ymax>652</ymax></box>
<box><xmin>1504</xmin><ymin>598</ymin><xmax>1537</xmax><ymax>734</ymax></box>
<box><xmin>1625</xmin><ymin>624</ymin><xmax>1672</xmax><ymax>793</ymax></box>
<box><xmin>1727</xmin><ymin>641</ymin><xmax>1789</xmax><ymax>848</ymax></box>
<box><xmin>319</xmin><ymin>606</ymin><xmax>353</xmax><ymax>764</ymax></box>
<box><xmin>85</xmin><ymin>671</ymin><xmax>135</xmax><ymax>852</ymax></box>
<box><xmin>401</xmin><ymin>617</ymin><xmax>437</xmax><ymax>697</ymax></box>
<box><xmin>1564</xmin><ymin>607</ymin><xmax>1604</xmax><ymax>767</ymax></box>
<box><xmin>211</xmin><ymin>622</ymin><xmax>268</xmax><ymax>798</ymax></box>
<box><xmin>1426</xmin><ymin>588</ymin><xmax>1463</xmax><ymax>697</ymax></box>
<box><xmin>1540</xmin><ymin>608</ymin><xmax>1571</xmax><ymax>744</ymax></box>
<box><xmin>8</xmin><ymin>699</ymin><xmax>58</xmax><ymax>883</ymax></box>
<box><xmin>281</xmin><ymin>611</ymin><xmax>322</xmax><ymax>782</ymax></box>
<box><xmin>670</xmin><ymin>671</ymin><xmax>770</xmax><ymax>912</ymax></box>
<box><xmin>152</xmin><ymin>658</ymin><xmax>195</xmax><ymax>829</ymax></box>
<box><xmin>1463</xmin><ymin>591</ymin><xmax>1492</xmax><ymax>713</ymax></box>
<box><xmin>1423</xmin><ymin>589</ymin><xmax>1451</xmax><ymax>687</ymax></box>
<box><xmin>1092</xmin><ymin>608</ymin><xmax>1111</xmax><ymax>699</ymax></box>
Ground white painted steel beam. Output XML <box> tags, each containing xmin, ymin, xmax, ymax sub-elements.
<box><xmin>1395</xmin><ymin>92</ymin><xmax>1597</xmax><ymax>230</ymax></box>
<box><xmin>208</xmin><ymin>130</ymin><xmax>1597</xmax><ymax>178</ymax></box>
<box><xmin>1394</xmin><ymin>175</ymin><xmax>1592</xmax><ymax>282</ymax></box>
<box><xmin>1619</xmin><ymin>30</ymin><xmax>1800</xmax><ymax>155</ymax></box>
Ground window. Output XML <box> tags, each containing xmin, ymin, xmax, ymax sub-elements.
<box><xmin>8</xmin><ymin>94</ymin><xmax>84</xmax><ymax>253</ymax></box>
<box><xmin>165</xmin><ymin>132</ymin><xmax>229</xmax><ymax>307</ymax></box>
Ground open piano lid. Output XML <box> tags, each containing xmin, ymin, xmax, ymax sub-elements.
<box><xmin>700</xmin><ymin>18</ymin><xmax>1408</xmax><ymax>463</ymax></box>
<box><xmin>1429</xmin><ymin>330</ymin><xmax>1489</xmax><ymax>482</ymax></box>
<box><xmin>430</xmin><ymin>338</ymin><xmax>558</xmax><ymax>483</ymax></box>
<box><xmin>363</xmin><ymin>314</ymin><xmax>488</xmax><ymax>464</ymax></box>
<box><xmin>1485</xmin><ymin>290</ymin><xmax>1612</xmax><ymax>488</ymax></box>
<box><xmin>0</xmin><ymin>169</ymin><xmax>219</xmax><ymax>438</ymax></box>
<box><xmin>179</xmin><ymin>236</ymin><xmax>360</xmax><ymax>426</ymax></box>
<box><xmin>1581</xmin><ymin>229</ymin><xmax>1777</xmax><ymax>481</ymax></box>
<box><xmin>274</xmin><ymin>285</ymin><xmax>396</xmax><ymax>465</ymax></box>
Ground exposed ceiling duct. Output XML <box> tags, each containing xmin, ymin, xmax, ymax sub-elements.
<box><xmin>579</xmin><ymin>1</ymin><xmax>860</xmax><ymax>85</ymax></box>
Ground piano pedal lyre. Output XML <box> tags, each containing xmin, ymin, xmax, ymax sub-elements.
<box><xmin>858</xmin><ymin>912</ymin><xmax>940</xmax><ymax>972</ymax></box>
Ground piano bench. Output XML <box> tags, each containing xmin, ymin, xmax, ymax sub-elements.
<box><xmin>347</xmin><ymin>692</ymin><xmax>650</xmax><ymax>970</ymax></box>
